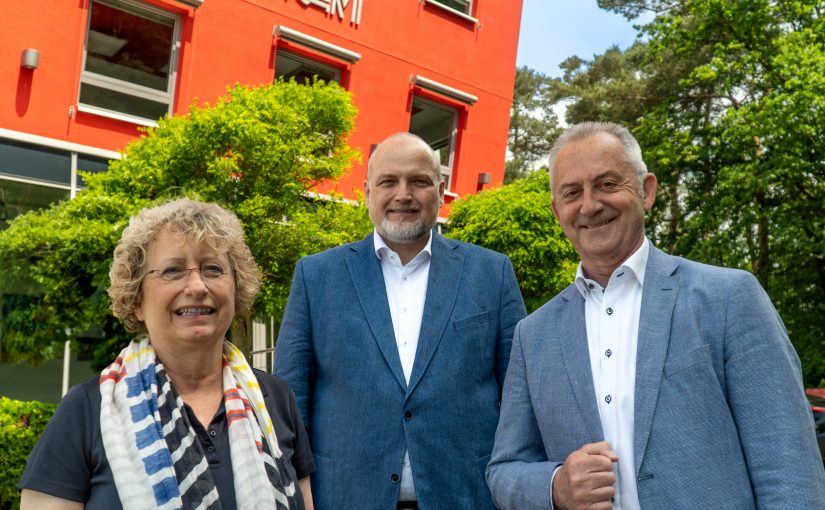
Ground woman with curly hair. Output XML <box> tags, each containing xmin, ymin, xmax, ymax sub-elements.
<box><xmin>20</xmin><ymin>198</ymin><xmax>314</xmax><ymax>510</ymax></box>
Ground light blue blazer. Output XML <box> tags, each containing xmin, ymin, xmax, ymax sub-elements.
<box><xmin>487</xmin><ymin>245</ymin><xmax>825</xmax><ymax>509</ymax></box>
<box><xmin>275</xmin><ymin>232</ymin><xmax>526</xmax><ymax>509</ymax></box>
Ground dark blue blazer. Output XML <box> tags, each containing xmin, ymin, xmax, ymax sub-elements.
<box><xmin>275</xmin><ymin>232</ymin><xmax>526</xmax><ymax>509</ymax></box>
<box><xmin>487</xmin><ymin>245</ymin><xmax>825</xmax><ymax>509</ymax></box>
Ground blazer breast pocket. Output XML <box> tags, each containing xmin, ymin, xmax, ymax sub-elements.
<box><xmin>453</xmin><ymin>310</ymin><xmax>492</xmax><ymax>332</ymax></box>
<box><xmin>664</xmin><ymin>344</ymin><xmax>712</xmax><ymax>378</ymax></box>
<box><xmin>661</xmin><ymin>343</ymin><xmax>727</xmax><ymax>411</ymax></box>
<box><xmin>453</xmin><ymin>311</ymin><xmax>493</xmax><ymax>362</ymax></box>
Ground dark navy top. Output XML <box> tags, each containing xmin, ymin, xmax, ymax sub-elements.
<box><xmin>19</xmin><ymin>369</ymin><xmax>314</xmax><ymax>509</ymax></box>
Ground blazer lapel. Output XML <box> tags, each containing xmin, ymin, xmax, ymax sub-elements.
<box><xmin>633</xmin><ymin>246</ymin><xmax>680</xmax><ymax>475</ymax></box>
<box><xmin>345</xmin><ymin>234</ymin><xmax>407</xmax><ymax>390</ymax></box>
<box><xmin>405</xmin><ymin>233</ymin><xmax>463</xmax><ymax>399</ymax></box>
<box><xmin>559</xmin><ymin>285</ymin><xmax>605</xmax><ymax>442</ymax></box>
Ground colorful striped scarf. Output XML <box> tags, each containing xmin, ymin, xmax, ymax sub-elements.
<box><xmin>99</xmin><ymin>337</ymin><xmax>297</xmax><ymax>509</ymax></box>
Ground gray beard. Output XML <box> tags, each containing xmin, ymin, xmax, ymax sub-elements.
<box><xmin>378</xmin><ymin>217</ymin><xmax>432</xmax><ymax>244</ymax></box>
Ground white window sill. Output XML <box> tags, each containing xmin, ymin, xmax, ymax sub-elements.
<box><xmin>77</xmin><ymin>104</ymin><xmax>159</xmax><ymax>128</ymax></box>
<box><xmin>423</xmin><ymin>0</ymin><xmax>478</xmax><ymax>25</ymax></box>
<box><xmin>444</xmin><ymin>190</ymin><xmax>459</xmax><ymax>199</ymax></box>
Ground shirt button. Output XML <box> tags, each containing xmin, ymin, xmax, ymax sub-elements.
<box><xmin>588</xmin><ymin>283</ymin><xmax>594</xmax><ymax>289</ymax></box>
<box><xmin>404</xmin><ymin>410</ymin><xmax>413</xmax><ymax>420</ymax></box>
<box><xmin>605</xmin><ymin>394</ymin><xmax>612</xmax><ymax>404</ymax></box>
<box><xmin>209</xmin><ymin>430</ymin><xmax>217</xmax><ymax>437</ymax></box>
<box><xmin>606</xmin><ymin>307</ymin><xmax>613</xmax><ymax>316</ymax></box>
<box><xmin>605</xmin><ymin>349</ymin><xmax>612</xmax><ymax>358</ymax></box>
<box><xmin>390</xmin><ymin>473</ymin><xmax>400</xmax><ymax>483</ymax></box>
<box><xmin>207</xmin><ymin>445</ymin><xmax>215</xmax><ymax>453</ymax></box>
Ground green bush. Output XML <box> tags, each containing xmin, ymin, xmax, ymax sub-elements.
<box><xmin>0</xmin><ymin>397</ymin><xmax>55</xmax><ymax>510</ymax></box>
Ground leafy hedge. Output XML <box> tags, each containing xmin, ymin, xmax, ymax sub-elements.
<box><xmin>0</xmin><ymin>397</ymin><xmax>55</xmax><ymax>510</ymax></box>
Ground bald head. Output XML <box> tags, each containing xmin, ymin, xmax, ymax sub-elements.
<box><xmin>368</xmin><ymin>132</ymin><xmax>441</xmax><ymax>184</ymax></box>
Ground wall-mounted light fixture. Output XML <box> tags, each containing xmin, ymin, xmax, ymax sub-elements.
<box><xmin>477</xmin><ymin>172</ymin><xmax>491</xmax><ymax>192</ymax></box>
<box><xmin>21</xmin><ymin>48</ymin><xmax>39</xmax><ymax>70</ymax></box>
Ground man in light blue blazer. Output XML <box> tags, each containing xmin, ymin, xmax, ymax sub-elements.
<box><xmin>486</xmin><ymin>122</ymin><xmax>825</xmax><ymax>509</ymax></box>
<box><xmin>275</xmin><ymin>132</ymin><xmax>526</xmax><ymax>509</ymax></box>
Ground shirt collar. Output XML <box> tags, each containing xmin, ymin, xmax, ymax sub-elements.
<box><xmin>574</xmin><ymin>237</ymin><xmax>650</xmax><ymax>297</ymax></box>
<box><xmin>373</xmin><ymin>229</ymin><xmax>433</xmax><ymax>262</ymax></box>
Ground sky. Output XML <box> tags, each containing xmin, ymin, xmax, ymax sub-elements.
<box><xmin>516</xmin><ymin>0</ymin><xmax>643</xmax><ymax>78</ymax></box>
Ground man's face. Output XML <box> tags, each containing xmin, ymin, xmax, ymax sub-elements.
<box><xmin>365</xmin><ymin>137</ymin><xmax>445</xmax><ymax>245</ymax></box>
<box><xmin>551</xmin><ymin>132</ymin><xmax>657</xmax><ymax>272</ymax></box>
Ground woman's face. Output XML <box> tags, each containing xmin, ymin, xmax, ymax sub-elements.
<box><xmin>135</xmin><ymin>227</ymin><xmax>235</xmax><ymax>350</ymax></box>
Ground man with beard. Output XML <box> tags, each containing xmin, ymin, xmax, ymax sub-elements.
<box><xmin>275</xmin><ymin>132</ymin><xmax>526</xmax><ymax>509</ymax></box>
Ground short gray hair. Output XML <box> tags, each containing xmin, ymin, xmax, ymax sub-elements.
<box><xmin>548</xmin><ymin>122</ymin><xmax>648</xmax><ymax>189</ymax></box>
<box><xmin>367</xmin><ymin>132</ymin><xmax>441</xmax><ymax>184</ymax></box>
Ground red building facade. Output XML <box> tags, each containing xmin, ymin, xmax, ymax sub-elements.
<box><xmin>1</xmin><ymin>0</ymin><xmax>523</xmax><ymax>221</ymax></box>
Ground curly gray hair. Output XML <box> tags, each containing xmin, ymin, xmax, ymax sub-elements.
<box><xmin>108</xmin><ymin>198</ymin><xmax>260</xmax><ymax>333</ymax></box>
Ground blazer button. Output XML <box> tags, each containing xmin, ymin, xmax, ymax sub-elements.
<box><xmin>390</xmin><ymin>473</ymin><xmax>400</xmax><ymax>483</ymax></box>
<box><xmin>404</xmin><ymin>410</ymin><xmax>413</xmax><ymax>420</ymax></box>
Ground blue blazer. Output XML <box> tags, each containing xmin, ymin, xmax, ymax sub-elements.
<box><xmin>275</xmin><ymin>232</ymin><xmax>526</xmax><ymax>509</ymax></box>
<box><xmin>487</xmin><ymin>245</ymin><xmax>825</xmax><ymax>509</ymax></box>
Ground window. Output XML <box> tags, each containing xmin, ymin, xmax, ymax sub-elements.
<box><xmin>276</xmin><ymin>51</ymin><xmax>341</xmax><ymax>84</ymax></box>
<box><xmin>0</xmin><ymin>139</ymin><xmax>71</xmax><ymax>186</ymax></box>
<box><xmin>79</xmin><ymin>0</ymin><xmax>181</xmax><ymax>124</ymax></box>
<box><xmin>0</xmin><ymin>137</ymin><xmax>112</xmax><ymax>192</ymax></box>
<box><xmin>76</xmin><ymin>155</ymin><xmax>111</xmax><ymax>187</ymax></box>
<box><xmin>430</xmin><ymin>0</ymin><xmax>472</xmax><ymax>15</ymax></box>
<box><xmin>273</xmin><ymin>26</ymin><xmax>359</xmax><ymax>87</ymax></box>
<box><xmin>409</xmin><ymin>97</ymin><xmax>458</xmax><ymax>190</ymax></box>
<box><xmin>0</xmin><ymin>179</ymin><xmax>69</xmax><ymax>231</ymax></box>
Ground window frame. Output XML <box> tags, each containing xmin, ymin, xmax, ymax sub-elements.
<box><xmin>0</xmin><ymin>128</ymin><xmax>120</xmax><ymax>199</ymax></box>
<box><xmin>423</xmin><ymin>0</ymin><xmax>478</xmax><ymax>24</ymax></box>
<box><xmin>275</xmin><ymin>49</ymin><xmax>342</xmax><ymax>85</ymax></box>
<box><xmin>78</xmin><ymin>0</ymin><xmax>182</xmax><ymax>126</ymax></box>
<box><xmin>273</xmin><ymin>25</ymin><xmax>359</xmax><ymax>89</ymax></box>
<box><xmin>408</xmin><ymin>95</ymin><xmax>459</xmax><ymax>192</ymax></box>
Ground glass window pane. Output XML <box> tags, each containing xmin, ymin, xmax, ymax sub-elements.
<box><xmin>433</xmin><ymin>0</ymin><xmax>471</xmax><ymax>14</ymax></box>
<box><xmin>86</xmin><ymin>0</ymin><xmax>175</xmax><ymax>92</ymax></box>
<box><xmin>409</xmin><ymin>97</ymin><xmax>455</xmax><ymax>168</ymax></box>
<box><xmin>79</xmin><ymin>83</ymin><xmax>169</xmax><ymax>119</ymax></box>
<box><xmin>0</xmin><ymin>140</ymin><xmax>71</xmax><ymax>186</ymax></box>
<box><xmin>76</xmin><ymin>155</ymin><xmax>111</xmax><ymax>187</ymax></box>
<box><xmin>276</xmin><ymin>51</ymin><xmax>340</xmax><ymax>84</ymax></box>
<box><xmin>0</xmin><ymin>178</ymin><xmax>69</xmax><ymax>231</ymax></box>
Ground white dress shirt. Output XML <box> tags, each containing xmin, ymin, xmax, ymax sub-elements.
<box><xmin>572</xmin><ymin>238</ymin><xmax>649</xmax><ymax>510</ymax></box>
<box><xmin>374</xmin><ymin>231</ymin><xmax>432</xmax><ymax>501</ymax></box>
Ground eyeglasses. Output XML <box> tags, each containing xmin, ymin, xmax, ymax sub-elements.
<box><xmin>145</xmin><ymin>264</ymin><xmax>231</xmax><ymax>283</ymax></box>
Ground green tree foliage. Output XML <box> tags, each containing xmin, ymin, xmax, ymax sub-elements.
<box><xmin>553</xmin><ymin>0</ymin><xmax>825</xmax><ymax>384</ymax></box>
<box><xmin>506</xmin><ymin>67</ymin><xmax>562</xmax><ymax>183</ymax></box>
<box><xmin>0</xmin><ymin>81</ymin><xmax>364</xmax><ymax>368</ymax></box>
<box><xmin>447</xmin><ymin>172</ymin><xmax>578</xmax><ymax>311</ymax></box>
<box><xmin>257</xmin><ymin>195</ymin><xmax>373</xmax><ymax>318</ymax></box>
<box><xmin>549</xmin><ymin>43</ymin><xmax>655</xmax><ymax>127</ymax></box>
<box><xmin>0</xmin><ymin>397</ymin><xmax>55</xmax><ymax>510</ymax></box>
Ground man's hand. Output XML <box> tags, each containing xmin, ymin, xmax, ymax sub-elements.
<box><xmin>552</xmin><ymin>441</ymin><xmax>618</xmax><ymax>510</ymax></box>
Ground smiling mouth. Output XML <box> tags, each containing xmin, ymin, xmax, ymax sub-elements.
<box><xmin>581</xmin><ymin>218</ymin><xmax>615</xmax><ymax>229</ymax></box>
<box><xmin>176</xmin><ymin>307</ymin><xmax>214</xmax><ymax>316</ymax></box>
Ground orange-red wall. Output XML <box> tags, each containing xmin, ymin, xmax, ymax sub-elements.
<box><xmin>1</xmin><ymin>0</ymin><xmax>523</xmax><ymax>212</ymax></box>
